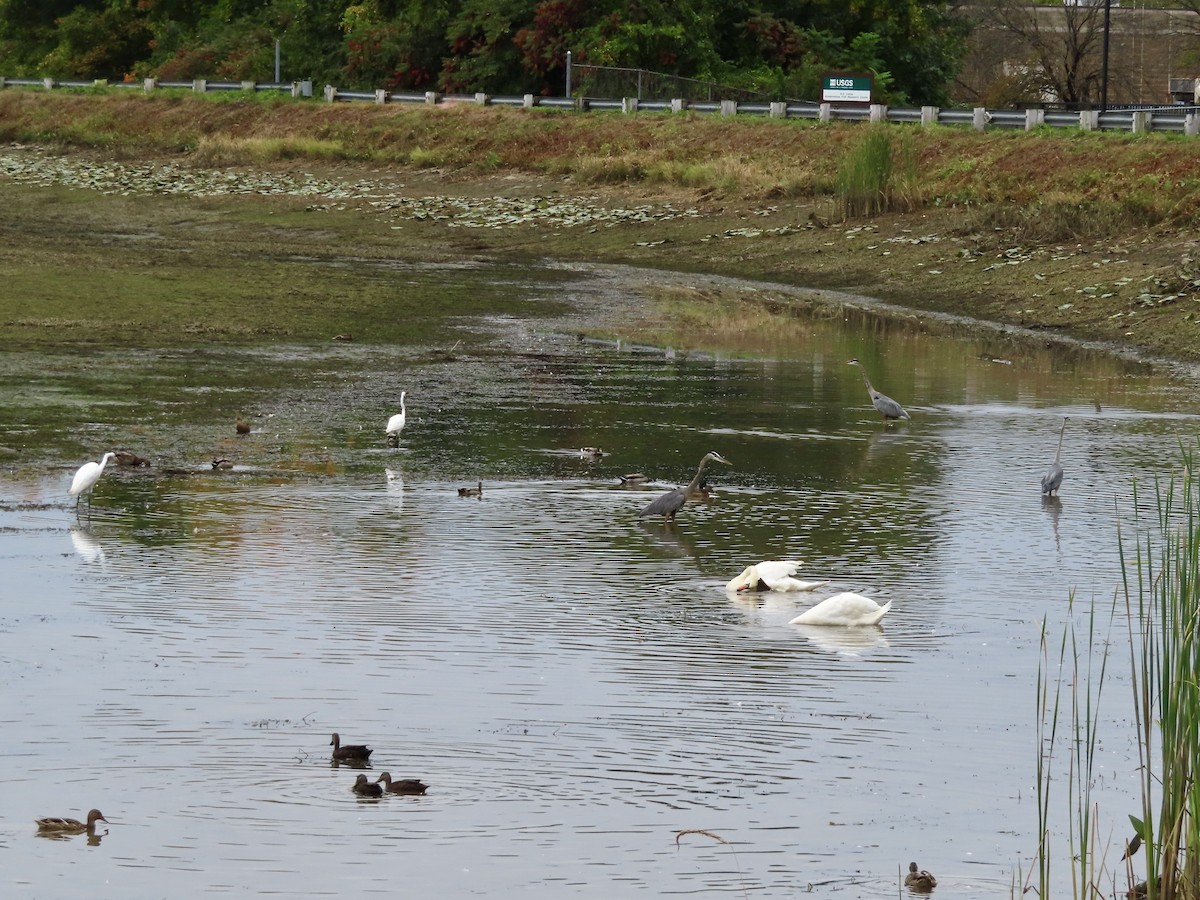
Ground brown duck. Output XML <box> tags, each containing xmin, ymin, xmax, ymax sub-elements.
<box><xmin>36</xmin><ymin>809</ymin><xmax>108</xmax><ymax>835</ymax></box>
<box><xmin>376</xmin><ymin>772</ymin><xmax>428</xmax><ymax>795</ymax></box>
<box><xmin>905</xmin><ymin>862</ymin><xmax>937</xmax><ymax>891</ymax></box>
<box><xmin>330</xmin><ymin>732</ymin><xmax>372</xmax><ymax>763</ymax></box>
<box><xmin>457</xmin><ymin>481</ymin><xmax>483</xmax><ymax>498</ymax></box>
<box><xmin>352</xmin><ymin>774</ymin><xmax>383</xmax><ymax>798</ymax></box>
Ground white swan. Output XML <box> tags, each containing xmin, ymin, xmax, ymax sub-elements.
<box><xmin>788</xmin><ymin>592</ymin><xmax>892</xmax><ymax>626</ymax></box>
<box><xmin>726</xmin><ymin>560</ymin><xmax>829</xmax><ymax>593</ymax></box>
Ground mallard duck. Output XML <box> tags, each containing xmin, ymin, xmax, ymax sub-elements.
<box><xmin>112</xmin><ymin>449</ymin><xmax>151</xmax><ymax>467</ymax></box>
<box><xmin>905</xmin><ymin>862</ymin><xmax>936</xmax><ymax>891</ymax></box>
<box><xmin>639</xmin><ymin>452</ymin><xmax>731</xmax><ymax>521</ymax></box>
<box><xmin>726</xmin><ymin>561</ymin><xmax>829</xmax><ymax>593</ymax></box>
<box><xmin>618</xmin><ymin>473</ymin><xmax>649</xmax><ymax>485</ymax></box>
<box><xmin>376</xmin><ymin>772</ymin><xmax>428</xmax><ymax>795</ymax></box>
<box><xmin>458</xmin><ymin>481</ymin><xmax>483</xmax><ymax>498</ymax></box>
<box><xmin>235</xmin><ymin>418</ymin><xmax>251</xmax><ymax>435</ymax></box>
<box><xmin>36</xmin><ymin>809</ymin><xmax>108</xmax><ymax>835</ymax></box>
<box><xmin>352</xmin><ymin>774</ymin><xmax>383</xmax><ymax>798</ymax></box>
<box><xmin>330</xmin><ymin>732</ymin><xmax>372</xmax><ymax>763</ymax></box>
<box><xmin>580</xmin><ymin>447</ymin><xmax>604</xmax><ymax>459</ymax></box>
<box><xmin>212</xmin><ymin>458</ymin><xmax>234</xmax><ymax>470</ymax></box>
<box><xmin>788</xmin><ymin>592</ymin><xmax>892</xmax><ymax>626</ymax></box>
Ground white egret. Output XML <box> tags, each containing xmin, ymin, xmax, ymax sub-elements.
<box><xmin>69</xmin><ymin>452</ymin><xmax>116</xmax><ymax>512</ymax></box>
<box><xmin>386</xmin><ymin>391</ymin><xmax>407</xmax><ymax>446</ymax></box>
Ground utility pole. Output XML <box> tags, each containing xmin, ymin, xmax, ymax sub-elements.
<box><xmin>1100</xmin><ymin>0</ymin><xmax>1111</xmax><ymax>112</ymax></box>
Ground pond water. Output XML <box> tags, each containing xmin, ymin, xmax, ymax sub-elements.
<box><xmin>1</xmin><ymin>261</ymin><xmax>1195</xmax><ymax>898</ymax></box>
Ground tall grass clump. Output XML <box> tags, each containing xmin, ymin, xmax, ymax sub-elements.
<box><xmin>835</xmin><ymin>126</ymin><xmax>919</xmax><ymax>219</ymax></box>
<box><xmin>1032</xmin><ymin>596</ymin><xmax>1115</xmax><ymax>900</ymax></box>
<box><xmin>1123</xmin><ymin>457</ymin><xmax>1200</xmax><ymax>900</ymax></box>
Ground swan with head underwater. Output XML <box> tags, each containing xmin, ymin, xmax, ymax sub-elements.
<box><xmin>727</xmin><ymin>560</ymin><xmax>829</xmax><ymax>593</ymax></box>
<box><xmin>788</xmin><ymin>592</ymin><xmax>892</xmax><ymax>626</ymax></box>
<box><xmin>639</xmin><ymin>451</ymin><xmax>730</xmax><ymax>521</ymax></box>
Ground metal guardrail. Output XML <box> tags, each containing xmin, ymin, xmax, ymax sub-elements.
<box><xmin>3</xmin><ymin>75</ymin><xmax>1200</xmax><ymax>136</ymax></box>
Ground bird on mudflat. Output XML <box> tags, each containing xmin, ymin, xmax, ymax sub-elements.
<box><xmin>69</xmin><ymin>452</ymin><xmax>116</xmax><ymax>513</ymax></box>
<box><xmin>848</xmin><ymin>358</ymin><xmax>910</xmax><ymax>421</ymax></box>
<box><xmin>639</xmin><ymin>452</ymin><xmax>730</xmax><ymax>521</ymax></box>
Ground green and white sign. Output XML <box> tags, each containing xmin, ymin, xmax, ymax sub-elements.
<box><xmin>822</xmin><ymin>74</ymin><xmax>872</xmax><ymax>104</ymax></box>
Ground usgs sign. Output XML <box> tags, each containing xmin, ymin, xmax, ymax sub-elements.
<box><xmin>821</xmin><ymin>73</ymin><xmax>873</xmax><ymax>104</ymax></box>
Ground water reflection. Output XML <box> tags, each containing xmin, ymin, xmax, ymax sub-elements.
<box><xmin>3</xmin><ymin>262</ymin><xmax>1199</xmax><ymax>899</ymax></box>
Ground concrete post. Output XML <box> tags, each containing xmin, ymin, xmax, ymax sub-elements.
<box><xmin>0</xmin><ymin>77</ymin><xmax>7</xmax><ymax>90</ymax></box>
<box><xmin>719</xmin><ymin>99</ymin><xmax>737</xmax><ymax>116</ymax></box>
<box><xmin>1079</xmin><ymin>110</ymin><xmax>1099</xmax><ymax>131</ymax></box>
<box><xmin>323</xmin><ymin>84</ymin><xmax>337</xmax><ymax>103</ymax></box>
<box><xmin>374</xmin><ymin>89</ymin><xmax>388</xmax><ymax>104</ymax></box>
<box><xmin>193</xmin><ymin>79</ymin><xmax>206</xmax><ymax>94</ymax></box>
<box><xmin>623</xmin><ymin>97</ymin><xmax>639</xmax><ymax>113</ymax></box>
<box><xmin>299</xmin><ymin>80</ymin><xmax>313</xmax><ymax>98</ymax></box>
<box><xmin>670</xmin><ymin>98</ymin><xmax>686</xmax><ymax>113</ymax></box>
<box><xmin>43</xmin><ymin>77</ymin><xmax>54</xmax><ymax>90</ymax></box>
<box><xmin>819</xmin><ymin>102</ymin><xmax>832</xmax><ymax>123</ymax></box>
<box><xmin>1025</xmin><ymin>108</ymin><xmax>1045</xmax><ymax>131</ymax></box>
<box><xmin>93</xmin><ymin>79</ymin><xmax>108</xmax><ymax>88</ymax></box>
<box><xmin>575</xmin><ymin>97</ymin><xmax>590</xmax><ymax>111</ymax></box>
<box><xmin>424</xmin><ymin>91</ymin><xmax>441</xmax><ymax>105</ymax></box>
<box><xmin>1186</xmin><ymin>114</ymin><xmax>1200</xmax><ymax>137</ymax></box>
<box><xmin>474</xmin><ymin>92</ymin><xmax>489</xmax><ymax>105</ymax></box>
<box><xmin>241</xmin><ymin>80</ymin><xmax>256</xmax><ymax>92</ymax></box>
<box><xmin>920</xmin><ymin>106</ymin><xmax>938</xmax><ymax>127</ymax></box>
<box><xmin>1131</xmin><ymin>110</ymin><xmax>1149</xmax><ymax>133</ymax></box>
<box><xmin>143</xmin><ymin>78</ymin><xmax>157</xmax><ymax>93</ymax></box>
<box><xmin>972</xmin><ymin>107</ymin><xmax>987</xmax><ymax>131</ymax></box>
<box><xmin>869</xmin><ymin>103</ymin><xmax>887</xmax><ymax>123</ymax></box>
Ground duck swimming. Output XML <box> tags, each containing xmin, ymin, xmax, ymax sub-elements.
<box><xmin>352</xmin><ymin>774</ymin><xmax>383</xmax><ymax>798</ymax></box>
<box><xmin>458</xmin><ymin>481</ymin><xmax>483</xmax><ymax>498</ymax></box>
<box><xmin>376</xmin><ymin>772</ymin><xmax>429</xmax><ymax>795</ymax></box>
<box><xmin>330</xmin><ymin>732</ymin><xmax>373</xmax><ymax>763</ymax></box>
<box><xmin>36</xmin><ymin>809</ymin><xmax>108</xmax><ymax>835</ymax></box>
<box><xmin>905</xmin><ymin>862</ymin><xmax>937</xmax><ymax>891</ymax></box>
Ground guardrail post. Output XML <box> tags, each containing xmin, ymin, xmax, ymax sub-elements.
<box><xmin>1186</xmin><ymin>114</ymin><xmax>1200</xmax><ymax>137</ymax></box>
<box><xmin>93</xmin><ymin>79</ymin><xmax>108</xmax><ymax>88</ymax></box>
<box><xmin>920</xmin><ymin>106</ymin><xmax>938</xmax><ymax>127</ymax></box>
<box><xmin>424</xmin><ymin>91</ymin><xmax>441</xmax><ymax>105</ymax></box>
<box><xmin>192</xmin><ymin>79</ymin><xmax>206</xmax><ymax>94</ymax></box>
<box><xmin>374</xmin><ymin>89</ymin><xmax>388</xmax><ymax>104</ymax></box>
<box><xmin>299</xmin><ymin>80</ymin><xmax>312</xmax><ymax>98</ymax></box>
<box><xmin>1025</xmin><ymin>108</ymin><xmax>1044</xmax><ymax>131</ymax></box>
<box><xmin>523</xmin><ymin>93</ymin><xmax>536</xmax><ymax>109</ymax></box>
<box><xmin>43</xmin><ymin>77</ymin><xmax>54</xmax><ymax>90</ymax></box>
<box><xmin>575</xmin><ymin>97</ymin><xmax>589</xmax><ymax>111</ymax></box>
<box><xmin>143</xmin><ymin>78</ymin><xmax>156</xmax><ymax>93</ymax></box>
<box><xmin>670</xmin><ymin>98</ymin><xmax>686</xmax><ymax>113</ymax></box>
<box><xmin>819</xmin><ymin>102</ymin><xmax>831</xmax><ymax>123</ymax></box>
<box><xmin>474</xmin><ymin>92</ymin><xmax>490</xmax><ymax>106</ymax></box>
<box><xmin>769</xmin><ymin>101</ymin><xmax>786</xmax><ymax>118</ymax></box>
<box><xmin>972</xmin><ymin>107</ymin><xmax>987</xmax><ymax>131</ymax></box>
<box><xmin>1131</xmin><ymin>110</ymin><xmax>1149</xmax><ymax>133</ymax></box>
<box><xmin>720</xmin><ymin>99</ymin><xmax>737</xmax><ymax>116</ymax></box>
<box><xmin>241</xmin><ymin>80</ymin><xmax>255</xmax><ymax>92</ymax></box>
<box><xmin>623</xmin><ymin>97</ymin><xmax>639</xmax><ymax>113</ymax></box>
<box><xmin>323</xmin><ymin>84</ymin><xmax>337</xmax><ymax>103</ymax></box>
<box><xmin>1079</xmin><ymin>110</ymin><xmax>1098</xmax><ymax>131</ymax></box>
<box><xmin>0</xmin><ymin>77</ymin><xmax>7</xmax><ymax>90</ymax></box>
<box><xmin>869</xmin><ymin>103</ymin><xmax>887</xmax><ymax>123</ymax></box>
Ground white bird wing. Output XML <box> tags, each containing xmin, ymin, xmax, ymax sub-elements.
<box><xmin>69</xmin><ymin>462</ymin><xmax>100</xmax><ymax>496</ymax></box>
<box><xmin>386</xmin><ymin>413</ymin><xmax>405</xmax><ymax>434</ymax></box>
<box><xmin>788</xmin><ymin>593</ymin><xmax>892</xmax><ymax>626</ymax></box>
<box><xmin>753</xmin><ymin>560</ymin><xmax>801</xmax><ymax>589</ymax></box>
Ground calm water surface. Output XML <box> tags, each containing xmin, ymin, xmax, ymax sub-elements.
<box><xmin>1</xmin><ymin>263</ymin><xmax>1195</xmax><ymax>898</ymax></box>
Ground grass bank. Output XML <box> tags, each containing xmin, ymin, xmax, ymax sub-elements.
<box><xmin>1</xmin><ymin>89</ymin><xmax>1199</xmax><ymax>359</ymax></box>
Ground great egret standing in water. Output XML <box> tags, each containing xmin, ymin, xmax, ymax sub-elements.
<box><xmin>639</xmin><ymin>451</ymin><xmax>730</xmax><ymax>521</ymax></box>
<box><xmin>386</xmin><ymin>392</ymin><xmax>407</xmax><ymax>447</ymax></box>
<box><xmin>69</xmin><ymin>452</ymin><xmax>116</xmax><ymax>513</ymax></box>
<box><xmin>1041</xmin><ymin>416</ymin><xmax>1069</xmax><ymax>496</ymax></box>
<box><xmin>847</xmin><ymin>359</ymin><xmax>910</xmax><ymax>421</ymax></box>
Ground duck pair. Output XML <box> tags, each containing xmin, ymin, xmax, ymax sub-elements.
<box><xmin>352</xmin><ymin>773</ymin><xmax>429</xmax><ymax>798</ymax></box>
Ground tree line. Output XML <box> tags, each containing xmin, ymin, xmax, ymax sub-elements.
<box><xmin>0</xmin><ymin>0</ymin><xmax>969</xmax><ymax>105</ymax></box>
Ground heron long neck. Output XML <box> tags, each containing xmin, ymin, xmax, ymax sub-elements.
<box><xmin>688</xmin><ymin>457</ymin><xmax>711</xmax><ymax>493</ymax></box>
<box><xmin>1054</xmin><ymin>422</ymin><xmax>1066</xmax><ymax>463</ymax></box>
<box><xmin>855</xmin><ymin>366</ymin><xmax>875</xmax><ymax>395</ymax></box>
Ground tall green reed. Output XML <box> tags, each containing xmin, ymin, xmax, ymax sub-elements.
<box><xmin>1123</xmin><ymin>460</ymin><xmax>1200</xmax><ymax>900</ymax></box>
<box><xmin>835</xmin><ymin>126</ymin><xmax>918</xmax><ymax>219</ymax></box>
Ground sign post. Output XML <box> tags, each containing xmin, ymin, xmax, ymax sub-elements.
<box><xmin>821</xmin><ymin>73</ymin><xmax>873</xmax><ymax>105</ymax></box>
